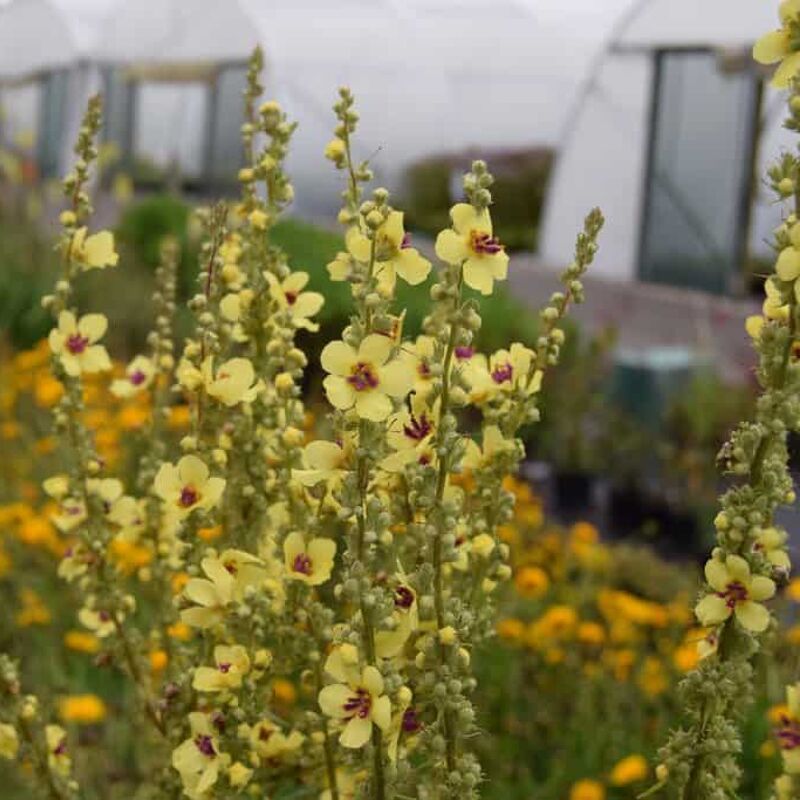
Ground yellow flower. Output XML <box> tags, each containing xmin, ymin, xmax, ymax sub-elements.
<box><xmin>381</xmin><ymin>396</ymin><xmax>437</xmax><ymax>472</ymax></box>
<box><xmin>776</xmin><ymin>683</ymin><xmax>800</xmax><ymax>773</ymax></box>
<box><xmin>248</xmin><ymin>720</ymin><xmax>305</xmax><ymax>760</ymax></box>
<box><xmin>70</xmin><ymin>227</ymin><xmax>119</xmax><ymax>270</ymax></box>
<box><xmin>78</xmin><ymin>607</ymin><xmax>118</xmax><ymax>638</ymax></box>
<box><xmin>345</xmin><ymin>212</ymin><xmax>431</xmax><ymax>293</ymax></box>
<box><xmin>569</xmin><ymin>779</ymin><xmax>605</xmax><ymax>800</ymax></box>
<box><xmin>695</xmin><ymin>555</ymin><xmax>775</xmax><ymax>632</ymax></box>
<box><xmin>375</xmin><ymin>581</ymin><xmax>419</xmax><ymax>659</ymax></box>
<box><xmin>462</xmin><ymin>425</ymin><xmax>516</xmax><ymax>470</ymax></box>
<box><xmin>46</xmin><ymin>725</ymin><xmax>71</xmax><ymax>775</ymax></box>
<box><xmin>321</xmin><ymin>334</ymin><xmax>414</xmax><ymax>421</ymax></box>
<box><xmin>193</xmin><ymin>645</ymin><xmax>251</xmax><ymax>692</ymax></box>
<box><xmin>318</xmin><ymin>655</ymin><xmax>391</xmax><ymax>749</ymax></box>
<box><xmin>755</xmin><ymin>526</ymin><xmax>791</xmax><ymax>571</ymax></box>
<box><xmin>64</xmin><ymin>630</ymin><xmax>100</xmax><ymax>654</ymax></box>
<box><xmin>435</xmin><ymin>203</ymin><xmax>509</xmax><ymax>295</ymax></box>
<box><xmin>265</xmin><ymin>271</ymin><xmax>324</xmax><ymax>331</ymax></box>
<box><xmin>283</xmin><ymin>531</ymin><xmax>336</xmax><ymax>586</ymax></box>
<box><xmin>48</xmin><ymin>311</ymin><xmax>111</xmax><ymax>377</ymax></box>
<box><xmin>58</xmin><ymin>694</ymin><xmax>107</xmax><ymax>725</ymax></box>
<box><xmin>172</xmin><ymin>712</ymin><xmax>228</xmax><ymax>798</ymax></box>
<box><xmin>609</xmin><ymin>754</ymin><xmax>648</xmax><ymax>786</ymax></box>
<box><xmin>201</xmin><ymin>357</ymin><xmax>260</xmax><ymax>407</ymax></box>
<box><xmin>154</xmin><ymin>455</ymin><xmax>225</xmax><ymax>517</ymax></box>
<box><xmin>514</xmin><ymin>565</ymin><xmax>549</xmax><ymax>598</ymax></box>
<box><xmin>0</xmin><ymin>723</ymin><xmax>19</xmax><ymax>760</ymax></box>
<box><xmin>228</xmin><ymin>762</ymin><xmax>253</xmax><ymax>788</ymax></box>
<box><xmin>181</xmin><ymin>550</ymin><xmax>266</xmax><ymax>628</ymax></box>
<box><xmin>111</xmin><ymin>355</ymin><xmax>155</xmax><ymax>398</ymax></box>
<box><xmin>754</xmin><ymin>1</ymin><xmax>800</xmax><ymax>88</ymax></box>
<box><xmin>292</xmin><ymin>437</ymin><xmax>354</xmax><ymax>488</ymax></box>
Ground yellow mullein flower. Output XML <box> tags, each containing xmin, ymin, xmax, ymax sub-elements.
<box><xmin>46</xmin><ymin>725</ymin><xmax>71</xmax><ymax>776</ymax></box>
<box><xmin>154</xmin><ymin>455</ymin><xmax>225</xmax><ymax>517</ymax></box>
<box><xmin>387</xmin><ymin>686</ymin><xmax>414</xmax><ymax>763</ymax></box>
<box><xmin>201</xmin><ymin>357</ymin><xmax>260</xmax><ymax>407</ymax></box>
<box><xmin>265</xmin><ymin>271</ymin><xmax>324</xmax><ymax>331</ymax></box>
<box><xmin>172</xmin><ymin>712</ymin><xmax>228</xmax><ymax>798</ymax></box>
<box><xmin>181</xmin><ymin>550</ymin><xmax>266</xmax><ymax>628</ymax></box>
<box><xmin>755</xmin><ymin>526</ymin><xmax>791</xmax><ymax>571</ymax></box>
<box><xmin>110</xmin><ymin>355</ymin><xmax>155</xmax><ymax>398</ymax></box>
<box><xmin>776</xmin><ymin>684</ymin><xmax>800</xmax><ymax>773</ymax></box>
<box><xmin>345</xmin><ymin>212</ymin><xmax>431</xmax><ymax>293</ymax></box>
<box><xmin>435</xmin><ymin>203</ymin><xmax>509</xmax><ymax>295</ymax></box>
<box><xmin>381</xmin><ymin>396</ymin><xmax>437</xmax><ymax>472</ymax></box>
<box><xmin>69</xmin><ymin>227</ymin><xmax>119</xmax><ymax>270</ymax></box>
<box><xmin>283</xmin><ymin>531</ymin><xmax>336</xmax><ymax>585</ymax></box>
<box><xmin>462</xmin><ymin>425</ymin><xmax>516</xmax><ymax>470</ymax></box>
<box><xmin>58</xmin><ymin>694</ymin><xmax>107</xmax><ymax>724</ymax></box>
<box><xmin>48</xmin><ymin>311</ymin><xmax>111</xmax><ymax>377</ymax></box>
<box><xmin>375</xmin><ymin>582</ymin><xmax>419</xmax><ymax>659</ymax></box>
<box><xmin>0</xmin><ymin>724</ymin><xmax>19</xmax><ymax>760</ymax></box>
<box><xmin>609</xmin><ymin>754</ymin><xmax>648</xmax><ymax>786</ymax></box>
<box><xmin>754</xmin><ymin>0</ymin><xmax>800</xmax><ymax>88</ymax></box>
<box><xmin>248</xmin><ymin>720</ymin><xmax>305</xmax><ymax>760</ymax></box>
<box><xmin>193</xmin><ymin>645</ymin><xmax>250</xmax><ymax>692</ymax></box>
<box><xmin>78</xmin><ymin>607</ymin><xmax>118</xmax><ymax>638</ymax></box>
<box><xmin>292</xmin><ymin>436</ymin><xmax>354</xmax><ymax>488</ymax></box>
<box><xmin>327</xmin><ymin>250</ymin><xmax>352</xmax><ymax>282</ymax></box>
<box><xmin>695</xmin><ymin>554</ymin><xmax>776</xmax><ymax>632</ymax></box>
<box><xmin>318</xmin><ymin>652</ymin><xmax>391</xmax><ymax>749</ymax></box>
<box><xmin>321</xmin><ymin>334</ymin><xmax>414</xmax><ymax>421</ymax></box>
<box><xmin>407</xmin><ymin>335</ymin><xmax>438</xmax><ymax>399</ymax></box>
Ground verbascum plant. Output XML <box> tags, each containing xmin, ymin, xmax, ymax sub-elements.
<box><xmin>652</xmin><ymin>6</ymin><xmax>800</xmax><ymax>798</ymax></box>
<box><xmin>0</xmin><ymin>49</ymin><xmax>602</xmax><ymax>800</ymax></box>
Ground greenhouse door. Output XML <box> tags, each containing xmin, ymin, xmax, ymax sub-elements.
<box><xmin>638</xmin><ymin>50</ymin><xmax>760</xmax><ymax>295</ymax></box>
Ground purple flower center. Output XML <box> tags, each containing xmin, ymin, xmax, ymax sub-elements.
<box><xmin>98</xmin><ymin>610</ymin><xmax>111</xmax><ymax>622</ymax></box>
<box><xmin>401</xmin><ymin>232</ymin><xmax>412</xmax><ymax>249</ymax></box>
<box><xmin>395</xmin><ymin>585</ymin><xmax>414</xmax><ymax>609</ymax></box>
<box><xmin>53</xmin><ymin>737</ymin><xmax>68</xmax><ymax>756</ymax></box>
<box><xmin>402</xmin><ymin>707</ymin><xmax>421</xmax><ymax>733</ymax></box>
<box><xmin>347</xmin><ymin>362</ymin><xmax>379</xmax><ymax>392</ymax></box>
<box><xmin>66</xmin><ymin>334</ymin><xmax>89</xmax><ymax>355</ymax></box>
<box><xmin>455</xmin><ymin>346</ymin><xmax>474</xmax><ymax>361</ymax></box>
<box><xmin>343</xmin><ymin>687</ymin><xmax>372</xmax><ymax>720</ymax></box>
<box><xmin>292</xmin><ymin>553</ymin><xmax>313</xmax><ymax>575</ymax></box>
<box><xmin>285</xmin><ymin>291</ymin><xmax>298</xmax><ymax>306</ymax></box>
<box><xmin>258</xmin><ymin>726</ymin><xmax>274</xmax><ymax>742</ymax></box>
<box><xmin>223</xmin><ymin>561</ymin><xmax>238</xmax><ymax>575</ymax></box>
<box><xmin>491</xmin><ymin>363</ymin><xmax>513</xmax><ymax>384</ymax></box>
<box><xmin>403</xmin><ymin>413</ymin><xmax>432</xmax><ymax>442</ymax></box>
<box><xmin>129</xmin><ymin>369</ymin><xmax>147</xmax><ymax>386</ymax></box>
<box><xmin>194</xmin><ymin>734</ymin><xmax>217</xmax><ymax>758</ymax></box>
<box><xmin>179</xmin><ymin>485</ymin><xmax>199</xmax><ymax>508</ymax></box>
<box><xmin>218</xmin><ymin>662</ymin><xmax>232</xmax><ymax>674</ymax></box>
<box><xmin>777</xmin><ymin>716</ymin><xmax>800</xmax><ymax>751</ymax></box>
<box><xmin>470</xmin><ymin>231</ymin><xmax>503</xmax><ymax>255</ymax></box>
<box><xmin>719</xmin><ymin>580</ymin><xmax>748</xmax><ymax>609</ymax></box>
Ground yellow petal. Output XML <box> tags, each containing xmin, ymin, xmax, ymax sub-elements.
<box><xmin>321</xmin><ymin>340</ymin><xmax>356</xmax><ymax>376</ymax></box>
<box><xmin>695</xmin><ymin>594</ymin><xmax>730</xmax><ymax>626</ymax></box>
<box><xmin>355</xmin><ymin>391</ymin><xmax>392</xmax><ymax>421</ymax></box>
<box><xmin>704</xmin><ymin>558</ymin><xmax>730</xmax><ymax>592</ymax></box>
<box><xmin>749</xmin><ymin>575</ymin><xmax>776</xmax><ymax>602</ymax></box>
<box><xmin>753</xmin><ymin>29</ymin><xmax>790</xmax><ymax>65</ymax></box>
<box><xmin>776</xmin><ymin>246</ymin><xmax>800</xmax><ymax>280</ymax></box>
<box><xmin>318</xmin><ymin>683</ymin><xmax>351</xmax><ymax>719</ymax></box>
<box><xmin>394</xmin><ymin>248</ymin><xmax>432</xmax><ymax>285</ymax></box>
<box><xmin>340</xmin><ymin>716</ymin><xmax>372</xmax><ymax>749</ymax></box>
<box><xmin>359</xmin><ymin>334</ymin><xmax>393</xmax><ymax>367</ymax></box>
<box><xmin>773</xmin><ymin>50</ymin><xmax>800</xmax><ymax>88</ymax></box>
<box><xmin>463</xmin><ymin>259</ymin><xmax>495</xmax><ymax>295</ymax></box>
<box><xmin>435</xmin><ymin>228</ymin><xmax>469</xmax><ymax>264</ymax></box>
<box><xmin>78</xmin><ymin>313</ymin><xmax>108</xmax><ymax>342</ymax></box>
<box><xmin>84</xmin><ymin>231</ymin><xmax>119</xmax><ymax>268</ymax></box>
<box><xmin>323</xmin><ymin>375</ymin><xmax>355</xmax><ymax>410</ymax></box>
<box><xmin>451</xmin><ymin>203</ymin><xmax>491</xmax><ymax>236</ymax></box>
<box><xmin>734</xmin><ymin>601</ymin><xmax>770</xmax><ymax>632</ymax></box>
<box><xmin>346</xmin><ymin>226</ymin><xmax>372</xmax><ymax>263</ymax></box>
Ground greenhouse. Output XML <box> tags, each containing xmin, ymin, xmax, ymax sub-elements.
<box><xmin>541</xmin><ymin>0</ymin><xmax>790</xmax><ymax>294</ymax></box>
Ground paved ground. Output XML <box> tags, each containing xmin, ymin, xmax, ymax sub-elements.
<box><xmin>507</xmin><ymin>254</ymin><xmax>762</xmax><ymax>385</ymax></box>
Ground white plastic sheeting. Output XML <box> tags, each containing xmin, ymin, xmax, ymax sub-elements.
<box><xmin>541</xmin><ymin>0</ymin><xmax>786</xmax><ymax>283</ymax></box>
<box><xmin>93</xmin><ymin>0</ymin><xmax>622</xmax><ymax>214</ymax></box>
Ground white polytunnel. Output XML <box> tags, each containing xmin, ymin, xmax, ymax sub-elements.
<box><xmin>0</xmin><ymin>0</ymin><xmax>114</xmax><ymax>177</ymax></box>
<box><xmin>91</xmin><ymin>0</ymin><xmax>619</xmax><ymax>215</ymax></box>
<box><xmin>541</xmin><ymin>0</ymin><xmax>790</xmax><ymax>294</ymax></box>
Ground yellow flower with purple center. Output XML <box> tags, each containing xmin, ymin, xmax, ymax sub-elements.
<box><xmin>321</xmin><ymin>334</ymin><xmax>414</xmax><ymax>421</ymax></box>
<box><xmin>265</xmin><ymin>270</ymin><xmax>324</xmax><ymax>331</ymax></box>
<box><xmin>154</xmin><ymin>455</ymin><xmax>225</xmax><ymax>517</ymax></box>
<box><xmin>346</xmin><ymin>211</ymin><xmax>431</xmax><ymax>294</ymax></box>
<box><xmin>201</xmin><ymin>357</ymin><xmax>260</xmax><ymax>407</ymax></box>
<box><xmin>318</xmin><ymin>650</ymin><xmax>391</xmax><ymax>749</ymax></box>
<box><xmin>292</xmin><ymin>436</ymin><xmax>355</xmax><ymax>489</ymax></box>
<box><xmin>283</xmin><ymin>531</ymin><xmax>336</xmax><ymax>586</ymax></box>
<box><xmin>111</xmin><ymin>355</ymin><xmax>155</xmax><ymax>398</ymax></box>
<box><xmin>172</xmin><ymin>712</ymin><xmax>228</xmax><ymax>798</ymax></box>
<box><xmin>754</xmin><ymin>1</ymin><xmax>800</xmax><ymax>88</ymax></box>
<box><xmin>695</xmin><ymin>554</ymin><xmax>775</xmax><ymax>632</ymax></box>
<box><xmin>775</xmin><ymin>684</ymin><xmax>800</xmax><ymax>773</ymax></box>
<box><xmin>48</xmin><ymin>311</ymin><xmax>111</xmax><ymax>377</ymax></box>
<box><xmin>435</xmin><ymin>203</ymin><xmax>509</xmax><ymax>295</ymax></box>
<box><xmin>46</xmin><ymin>724</ymin><xmax>71</xmax><ymax>776</ymax></box>
<box><xmin>192</xmin><ymin>645</ymin><xmax>250</xmax><ymax>692</ymax></box>
<box><xmin>381</xmin><ymin>396</ymin><xmax>437</xmax><ymax>472</ymax></box>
